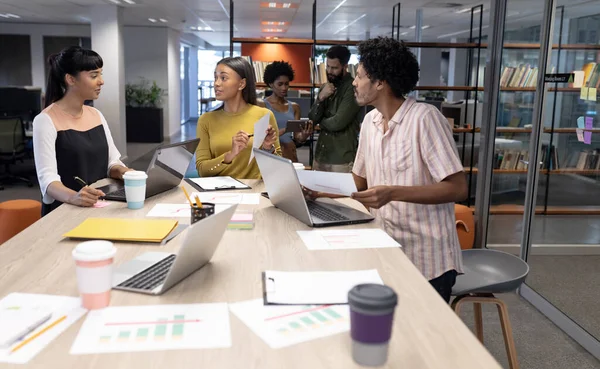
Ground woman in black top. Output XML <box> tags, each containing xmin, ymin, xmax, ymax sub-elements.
<box><xmin>33</xmin><ymin>46</ymin><xmax>132</xmax><ymax>216</ymax></box>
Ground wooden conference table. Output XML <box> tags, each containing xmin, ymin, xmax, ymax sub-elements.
<box><xmin>0</xmin><ymin>179</ymin><xmax>501</xmax><ymax>369</ymax></box>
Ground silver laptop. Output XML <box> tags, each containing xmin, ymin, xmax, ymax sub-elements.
<box><xmin>112</xmin><ymin>204</ymin><xmax>237</xmax><ymax>295</ymax></box>
<box><xmin>254</xmin><ymin>148</ymin><xmax>374</xmax><ymax>227</ymax></box>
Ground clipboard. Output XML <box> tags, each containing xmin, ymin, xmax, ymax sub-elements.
<box><xmin>185</xmin><ymin>177</ymin><xmax>252</xmax><ymax>192</ymax></box>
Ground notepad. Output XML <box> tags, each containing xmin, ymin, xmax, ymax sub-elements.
<box><xmin>63</xmin><ymin>218</ymin><xmax>179</xmax><ymax>243</ymax></box>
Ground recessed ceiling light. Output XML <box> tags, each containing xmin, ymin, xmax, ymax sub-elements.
<box><xmin>260</xmin><ymin>2</ymin><xmax>299</xmax><ymax>8</ymax></box>
<box><xmin>456</xmin><ymin>7</ymin><xmax>482</xmax><ymax>14</ymax></box>
<box><xmin>261</xmin><ymin>21</ymin><xmax>287</xmax><ymax>26</ymax></box>
<box><xmin>107</xmin><ymin>0</ymin><xmax>120</xmax><ymax>4</ymax></box>
<box><xmin>262</xmin><ymin>28</ymin><xmax>285</xmax><ymax>32</ymax></box>
<box><xmin>273</xmin><ymin>36</ymin><xmax>279</xmax><ymax>39</ymax></box>
<box><xmin>6</xmin><ymin>13</ymin><xmax>20</xmax><ymax>18</ymax></box>
<box><xmin>122</xmin><ymin>0</ymin><xmax>136</xmax><ymax>3</ymax></box>
<box><xmin>400</xmin><ymin>32</ymin><xmax>408</xmax><ymax>36</ymax></box>
<box><xmin>159</xmin><ymin>18</ymin><xmax>168</xmax><ymax>23</ymax></box>
<box><xmin>148</xmin><ymin>18</ymin><xmax>157</xmax><ymax>22</ymax></box>
<box><xmin>0</xmin><ymin>14</ymin><xmax>10</xmax><ymax>18</ymax></box>
<box><xmin>409</xmin><ymin>25</ymin><xmax>430</xmax><ymax>30</ymax></box>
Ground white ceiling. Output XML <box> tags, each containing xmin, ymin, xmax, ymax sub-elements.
<box><xmin>0</xmin><ymin>0</ymin><xmax>599</xmax><ymax>46</ymax></box>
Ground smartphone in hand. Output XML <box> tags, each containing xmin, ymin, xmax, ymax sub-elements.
<box><xmin>285</xmin><ymin>120</ymin><xmax>306</xmax><ymax>133</ymax></box>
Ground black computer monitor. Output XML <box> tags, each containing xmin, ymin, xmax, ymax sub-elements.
<box><xmin>0</xmin><ymin>87</ymin><xmax>42</xmax><ymax>120</ymax></box>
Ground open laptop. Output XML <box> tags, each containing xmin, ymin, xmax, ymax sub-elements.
<box><xmin>254</xmin><ymin>148</ymin><xmax>374</xmax><ymax>227</ymax></box>
<box><xmin>112</xmin><ymin>204</ymin><xmax>237</xmax><ymax>295</ymax></box>
<box><xmin>97</xmin><ymin>138</ymin><xmax>200</xmax><ymax>201</ymax></box>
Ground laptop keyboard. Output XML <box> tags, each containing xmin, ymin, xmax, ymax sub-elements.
<box><xmin>307</xmin><ymin>201</ymin><xmax>350</xmax><ymax>222</ymax></box>
<box><xmin>117</xmin><ymin>254</ymin><xmax>176</xmax><ymax>291</ymax></box>
<box><xmin>108</xmin><ymin>188</ymin><xmax>126</xmax><ymax>198</ymax></box>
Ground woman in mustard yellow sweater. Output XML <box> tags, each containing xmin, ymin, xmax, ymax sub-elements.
<box><xmin>195</xmin><ymin>57</ymin><xmax>282</xmax><ymax>179</ymax></box>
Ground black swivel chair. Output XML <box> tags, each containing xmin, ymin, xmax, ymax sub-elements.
<box><xmin>0</xmin><ymin>116</ymin><xmax>33</xmax><ymax>190</ymax></box>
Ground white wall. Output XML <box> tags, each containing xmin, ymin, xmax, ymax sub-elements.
<box><xmin>167</xmin><ymin>28</ymin><xmax>181</xmax><ymax>137</ymax></box>
<box><xmin>0</xmin><ymin>23</ymin><xmax>90</xmax><ymax>90</ymax></box>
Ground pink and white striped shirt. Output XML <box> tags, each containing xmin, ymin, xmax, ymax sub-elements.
<box><xmin>353</xmin><ymin>97</ymin><xmax>464</xmax><ymax>280</ymax></box>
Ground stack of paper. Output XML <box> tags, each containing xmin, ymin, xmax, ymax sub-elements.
<box><xmin>63</xmin><ymin>218</ymin><xmax>179</xmax><ymax>243</ymax></box>
<box><xmin>0</xmin><ymin>293</ymin><xmax>87</xmax><ymax>364</ymax></box>
<box><xmin>227</xmin><ymin>211</ymin><xmax>254</xmax><ymax>230</ymax></box>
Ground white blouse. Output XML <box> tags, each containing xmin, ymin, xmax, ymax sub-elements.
<box><xmin>32</xmin><ymin>105</ymin><xmax>124</xmax><ymax>204</ymax></box>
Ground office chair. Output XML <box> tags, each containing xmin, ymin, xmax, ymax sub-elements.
<box><xmin>0</xmin><ymin>116</ymin><xmax>33</xmax><ymax>190</ymax></box>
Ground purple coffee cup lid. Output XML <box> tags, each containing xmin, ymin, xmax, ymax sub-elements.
<box><xmin>348</xmin><ymin>284</ymin><xmax>398</xmax><ymax>312</ymax></box>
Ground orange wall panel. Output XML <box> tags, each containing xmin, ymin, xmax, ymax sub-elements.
<box><xmin>241</xmin><ymin>43</ymin><xmax>312</xmax><ymax>84</ymax></box>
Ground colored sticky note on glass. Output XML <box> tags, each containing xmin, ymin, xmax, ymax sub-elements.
<box><xmin>584</xmin><ymin>116</ymin><xmax>593</xmax><ymax>144</ymax></box>
<box><xmin>589</xmin><ymin>88</ymin><xmax>597</xmax><ymax>101</ymax></box>
<box><xmin>580</xmin><ymin>87</ymin><xmax>589</xmax><ymax>100</ymax></box>
<box><xmin>576</xmin><ymin>128</ymin><xmax>585</xmax><ymax>142</ymax></box>
<box><xmin>577</xmin><ymin>116</ymin><xmax>585</xmax><ymax>129</ymax></box>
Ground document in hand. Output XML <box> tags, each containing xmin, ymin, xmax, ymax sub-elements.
<box><xmin>249</xmin><ymin>113</ymin><xmax>271</xmax><ymax>165</ymax></box>
<box><xmin>262</xmin><ymin>269</ymin><xmax>384</xmax><ymax>305</ymax></box>
<box><xmin>296</xmin><ymin>171</ymin><xmax>358</xmax><ymax>196</ymax></box>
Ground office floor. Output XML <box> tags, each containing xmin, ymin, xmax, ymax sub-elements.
<box><xmin>1</xmin><ymin>121</ymin><xmax>599</xmax><ymax>368</ymax></box>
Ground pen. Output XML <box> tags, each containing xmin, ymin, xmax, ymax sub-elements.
<box><xmin>73</xmin><ymin>176</ymin><xmax>87</xmax><ymax>188</ymax></box>
<box><xmin>248</xmin><ymin>134</ymin><xmax>254</xmax><ymax>138</ymax></box>
<box><xmin>10</xmin><ymin>315</ymin><xmax>67</xmax><ymax>354</ymax></box>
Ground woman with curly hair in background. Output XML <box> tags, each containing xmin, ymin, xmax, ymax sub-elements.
<box><xmin>259</xmin><ymin>61</ymin><xmax>312</xmax><ymax>163</ymax></box>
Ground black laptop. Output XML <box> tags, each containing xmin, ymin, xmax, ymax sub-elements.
<box><xmin>97</xmin><ymin>138</ymin><xmax>200</xmax><ymax>201</ymax></box>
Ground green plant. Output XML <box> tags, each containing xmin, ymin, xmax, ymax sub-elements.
<box><xmin>125</xmin><ymin>78</ymin><xmax>166</xmax><ymax>108</ymax></box>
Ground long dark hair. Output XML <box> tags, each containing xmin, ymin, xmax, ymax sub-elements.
<box><xmin>216</xmin><ymin>57</ymin><xmax>257</xmax><ymax>108</ymax></box>
<box><xmin>45</xmin><ymin>46</ymin><xmax>103</xmax><ymax>108</ymax></box>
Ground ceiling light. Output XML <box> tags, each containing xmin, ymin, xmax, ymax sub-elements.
<box><xmin>5</xmin><ymin>13</ymin><xmax>20</xmax><ymax>18</ymax></box>
<box><xmin>190</xmin><ymin>26</ymin><xmax>197</xmax><ymax>30</ymax></box>
<box><xmin>159</xmin><ymin>18</ymin><xmax>168</xmax><ymax>23</ymax></box>
<box><xmin>262</xmin><ymin>28</ymin><xmax>285</xmax><ymax>32</ymax></box>
<box><xmin>317</xmin><ymin>0</ymin><xmax>347</xmax><ymax>28</ymax></box>
<box><xmin>334</xmin><ymin>13</ymin><xmax>366</xmax><ymax>35</ymax></box>
<box><xmin>456</xmin><ymin>7</ymin><xmax>482</xmax><ymax>14</ymax></box>
<box><xmin>261</xmin><ymin>21</ymin><xmax>287</xmax><ymax>26</ymax></box>
<box><xmin>148</xmin><ymin>18</ymin><xmax>157</xmax><ymax>22</ymax></box>
<box><xmin>107</xmin><ymin>0</ymin><xmax>120</xmax><ymax>4</ymax></box>
<box><xmin>122</xmin><ymin>0</ymin><xmax>136</xmax><ymax>4</ymax></box>
<box><xmin>0</xmin><ymin>14</ymin><xmax>10</xmax><ymax>18</ymax></box>
<box><xmin>260</xmin><ymin>2</ymin><xmax>299</xmax><ymax>8</ymax></box>
<box><xmin>409</xmin><ymin>25</ymin><xmax>430</xmax><ymax>30</ymax></box>
<box><xmin>400</xmin><ymin>32</ymin><xmax>408</xmax><ymax>36</ymax></box>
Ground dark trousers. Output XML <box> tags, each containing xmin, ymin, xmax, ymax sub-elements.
<box><xmin>429</xmin><ymin>269</ymin><xmax>458</xmax><ymax>303</ymax></box>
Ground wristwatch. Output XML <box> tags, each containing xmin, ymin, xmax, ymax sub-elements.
<box><xmin>261</xmin><ymin>144</ymin><xmax>276</xmax><ymax>154</ymax></box>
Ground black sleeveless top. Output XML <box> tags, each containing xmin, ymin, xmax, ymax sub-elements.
<box><xmin>42</xmin><ymin>125</ymin><xmax>109</xmax><ymax>216</ymax></box>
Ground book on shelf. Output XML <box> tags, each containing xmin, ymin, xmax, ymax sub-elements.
<box><xmin>567</xmin><ymin>149</ymin><xmax>600</xmax><ymax>171</ymax></box>
<box><xmin>490</xmin><ymin>144</ymin><xmax>559</xmax><ymax>171</ymax></box>
<box><xmin>568</xmin><ymin>63</ymin><xmax>600</xmax><ymax>88</ymax></box>
<box><xmin>500</xmin><ymin>64</ymin><xmax>539</xmax><ymax>88</ymax></box>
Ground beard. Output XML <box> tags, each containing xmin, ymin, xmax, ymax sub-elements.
<box><xmin>327</xmin><ymin>73</ymin><xmax>344</xmax><ymax>85</ymax></box>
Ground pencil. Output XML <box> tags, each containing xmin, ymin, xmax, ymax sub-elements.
<box><xmin>194</xmin><ymin>195</ymin><xmax>203</xmax><ymax>207</ymax></box>
<box><xmin>181</xmin><ymin>186</ymin><xmax>194</xmax><ymax>207</ymax></box>
<box><xmin>10</xmin><ymin>315</ymin><xmax>67</xmax><ymax>354</ymax></box>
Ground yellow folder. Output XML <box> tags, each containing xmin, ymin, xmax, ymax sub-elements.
<box><xmin>63</xmin><ymin>218</ymin><xmax>179</xmax><ymax>243</ymax></box>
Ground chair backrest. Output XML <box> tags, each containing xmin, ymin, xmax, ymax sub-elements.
<box><xmin>455</xmin><ymin>204</ymin><xmax>475</xmax><ymax>250</ymax></box>
<box><xmin>0</xmin><ymin>116</ymin><xmax>25</xmax><ymax>155</ymax></box>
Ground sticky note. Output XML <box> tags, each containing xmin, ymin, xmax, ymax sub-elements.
<box><xmin>577</xmin><ymin>116</ymin><xmax>585</xmax><ymax>129</ymax></box>
<box><xmin>584</xmin><ymin>116</ymin><xmax>593</xmax><ymax>145</ymax></box>
<box><xmin>589</xmin><ymin>88</ymin><xmax>597</xmax><ymax>101</ymax></box>
<box><xmin>580</xmin><ymin>87</ymin><xmax>589</xmax><ymax>100</ymax></box>
<box><xmin>576</xmin><ymin>128</ymin><xmax>584</xmax><ymax>142</ymax></box>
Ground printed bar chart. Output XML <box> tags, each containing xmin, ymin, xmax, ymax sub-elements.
<box><xmin>136</xmin><ymin>328</ymin><xmax>149</xmax><ymax>341</ymax></box>
<box><xmin>154</xmin><ymin>318</ymin><xmax>168</xmax><ymax>341</ymax></box>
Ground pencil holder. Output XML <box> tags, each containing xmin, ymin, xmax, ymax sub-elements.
<box><xmin>191</xmin><ymin>202</ymin><xmax>215</xmax><ymax>224</ymax></box>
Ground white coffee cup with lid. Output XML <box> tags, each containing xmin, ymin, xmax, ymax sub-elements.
<box><xmin>123</xmin><ymin>170</ymin><xmax>148</xmax><ymax>209</ymax></box>
<box><xmin>72</xmin><ymin>241</ymin><xmax>117</xmax><ymax>310</ymax></box>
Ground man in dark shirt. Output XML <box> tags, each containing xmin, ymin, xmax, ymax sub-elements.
<box><xmin>308</xmin><ymin>46</ymin><xmax>361</xmax><ymax>173</ymax></box>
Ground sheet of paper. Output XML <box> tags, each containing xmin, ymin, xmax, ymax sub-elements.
<box><xmin>249</xmin><ymin>113</ymin><xmax>271</xmax><ymax>165</ymax></box>
<box><xmin>577</xmin><ymin>116</ymin><xmax>585</xmax><ymax>129</ymax></box>
<box><xmin>297</xmin><ymin>229</ymin><xmax>401</xmax><ymax>251</ymax></box>
<box><xmin>264</xmin><ymin>269</ymin><xmax>384</xmax><ymax>305</ymax></box>
<box><xmin>580</xmin><ymin>87</ymin><xmax>589</xmax><ymax>100</ymax></box>
<box><xmin>584</xmin><ymin>116</ymin><xmax>593</xmax><ymax>145</ymax></box>
<box><xmin>93</xmin><ymin>200</ymin><xmax>111</xmax><ymax>208</ymax></box>
<box><xmin>229</xmin><ymin>299</ymin><xmax>350</xmax><ymax>349</ymax></box>
<box><xmin>147</xmin><ymin>204</ymin><xmax>192</xmax><ymax>217</ymax></box>
<box><xmin>70</xmin><ymin>303</ymin><xmax>231</xmax><ymax>354</ymax></box>
<box><xmin>576</xmin><ymin>128</ymin><xmax>585</xmax><ymax>142</ymax></box>
<box><xmin>296</xmin><ymin>171</ymin><xmax>358</xmax><ymax>196</ymax></box>
<box><xmin>190</xmin><ymin>192</ymin><xmax>260</xmax><ymax>205</ymax></box>
<box><xmin>188</xmin><ymin>177</ymin><xmax>248</xmax><ymax>190</ymax></box>
<box><xmin>0</xmin><ymin>293</ymin><xmax>86</xmax><ymax>364</ymax></box>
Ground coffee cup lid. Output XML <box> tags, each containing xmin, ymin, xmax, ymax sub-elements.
<box><xmin>72</xmin><ymin>241</ymin><xmax>116</xmax><ymax>262</ymax></box>
<box><xmin>348</xmin><ymin>284</ymin><xmax>398</xmax><ymax>311</ymax></box>
<box><xmin>123</xmin><ymin>170</ymin><xmax>148</xmax><ymax>180</ymax></box>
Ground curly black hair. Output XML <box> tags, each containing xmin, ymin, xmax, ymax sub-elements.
<box><xmin>263</xmin><ymin>60</ymin><xmax>295</xmax><ymax>85</ymax></box>
<box><xmin>357</xmin><ymin>37</ymin><xmax>420</xmax><ymax>98</ymax></box>
<box><xmin>326</xmin><ymin>45</ymin><xmax>351</xmax><ymax>65</ymax></box>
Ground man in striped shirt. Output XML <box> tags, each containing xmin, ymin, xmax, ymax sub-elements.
<box><xmin>350</xmin><ymin>37</ymin><xmax>467</xmax><ymax>302</ymax></box>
